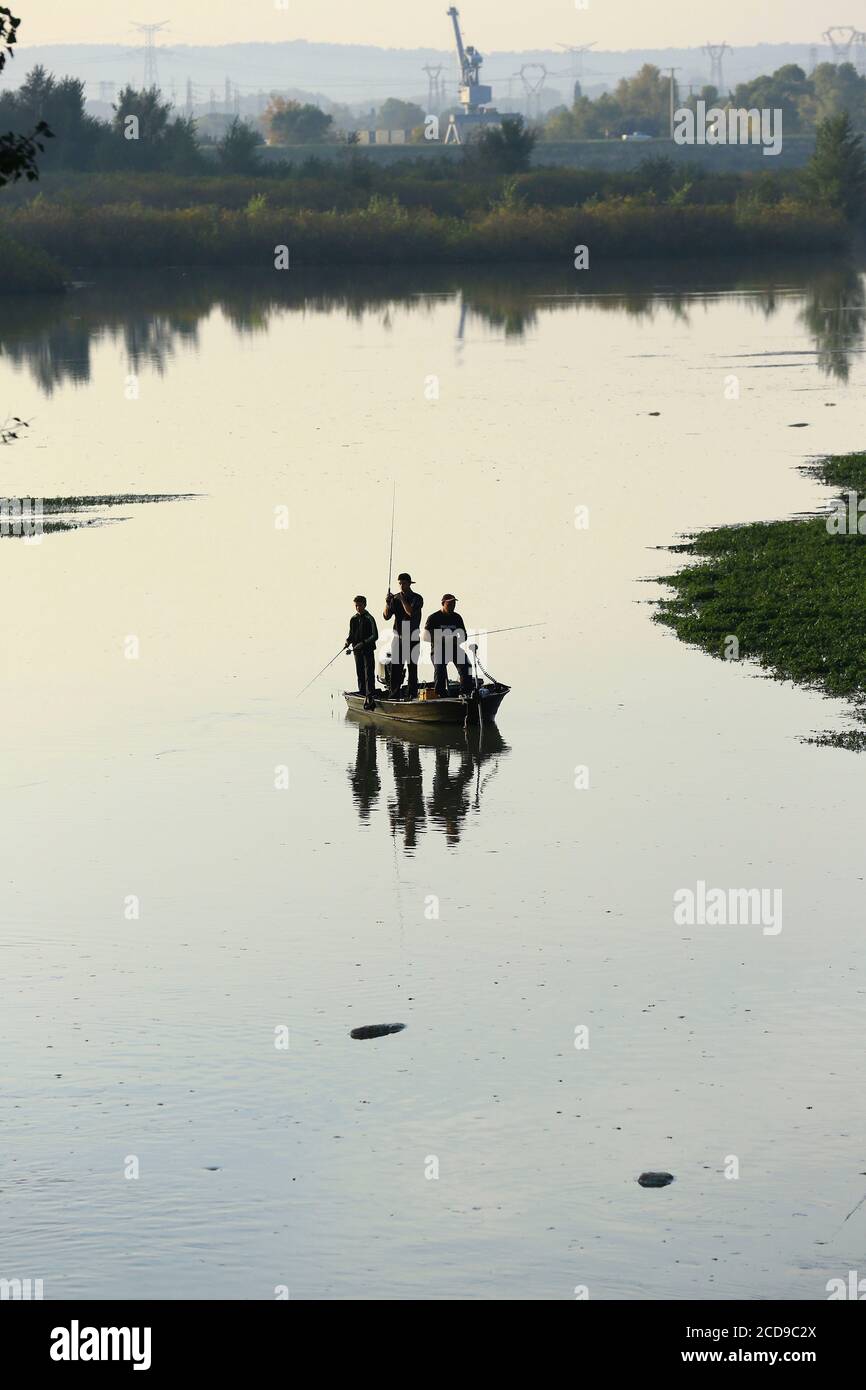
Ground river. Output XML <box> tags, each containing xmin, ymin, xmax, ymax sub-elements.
<box><xmin>2</xmin><ymin>259</ymin><xmax>865</xmax><ymax>1299</ymax></box>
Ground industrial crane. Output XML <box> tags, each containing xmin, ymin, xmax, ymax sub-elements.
<box><xmin>447</xmin><ymin>6</ymin><xmax>492</xmax><ymax>111</ymax></box>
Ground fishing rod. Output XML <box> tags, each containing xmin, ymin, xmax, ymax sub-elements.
<box><xmin>465</xmin><ymin>622</ymin><xmax>546</xmax><ymax>641</ymax></box>
<box><xmin>295</xmin><ymin>633</ymin><xmax>377</xmax><ymax>699</ymax></box>
<box><xmin>300</xmin><ymin>492</ymin><xmax>398</xmax><ymax>702</ymax></box>
<box><xmin>386</xmin><ymin>482</ymin><xmax>396</xmax><ymax>593</ymax></box>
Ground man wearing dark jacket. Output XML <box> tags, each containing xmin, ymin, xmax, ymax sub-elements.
<box><xmin>384</xmin><ymin>572</ymin><xmax>423</xmax><ymax>698</ymax></box>
<box><xmin>424</xmin><ymin>594</ymin><xmax>475</xmax><ymax>696</ymax></box>
<box><xmin>345</xmin><ymin>596</ymin><xmax>378</xmax><ymax>709</ymax></box>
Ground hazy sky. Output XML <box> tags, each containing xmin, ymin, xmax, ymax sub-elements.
<box><xmin>19</xmin><ymin>2</ymin><xmax>823</xmax><ymax>51</ymax></box>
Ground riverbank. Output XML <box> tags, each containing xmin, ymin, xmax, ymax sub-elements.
<box><xmin>0</xmin><ymin>196</ymin><xmax>846</xmax><ymax>279</ymax></box>
<box><xmin>1</xmin><ymin>232</ymin><xmax>65</xmax><ymax>293</ymax></box>
<box><xmin>655</xmin><ymin>451</ymin><xmax>866</xmax><ymax>744</ymax></box>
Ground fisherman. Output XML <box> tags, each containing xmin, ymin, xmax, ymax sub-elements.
<box><xmin>423</xmin><ymin>594</ymin><xmax>475</xmax><ymax>696</ymax></box>
<box><xmin>384</xmin><ymin>572</ymin><xmax>423</xmax><ymax>699</ymax></box>
<box><xmin>345</xmin><ymin>595</ymin><xmax>378</xmax><ymax>710</ymax></box>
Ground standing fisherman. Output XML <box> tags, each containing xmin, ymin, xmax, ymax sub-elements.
<box><xmin>423</xmin><ymin>594</ymin><xmax>475</xmax><ymax>696</ymax></box>
<box><xmin>345</xmin><ymin>596</ymin><xmax>378</xmax><ymax>710</ymax></box>
<box><xmin>384</xmin><ymin>572</ymin><xmax>423</xmax><ymax>699</ymax></box>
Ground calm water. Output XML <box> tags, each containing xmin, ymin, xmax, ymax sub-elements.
<box><xmin>3</xmin><ymin>261</ymin><xmax>866</xmax><ymax>1300</ymax></box>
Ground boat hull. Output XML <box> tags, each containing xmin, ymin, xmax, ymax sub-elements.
<box><xmin>343</xmin><ymin>684</ymin><xmax>509</xmax><ymax>726</ymax></box>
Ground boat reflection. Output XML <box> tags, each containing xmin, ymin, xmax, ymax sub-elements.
<box><xmin>345</xmin><ymin>712</ymin><xmax>509</xmax><ymax>851</ymax></box>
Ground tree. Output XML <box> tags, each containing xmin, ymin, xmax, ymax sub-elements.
<box><xmin>112</xmin><ymin>85</ymin><xmax>172</xmax><ymax>143</ymax></box>
<box><xmin>264</xmin><ymin>98</ymin><xmax>333</xmax><ymax>145</ymax></box>
<box><xmin>217</xmin><ymin>116</ymin><xmax>262</xmax><ymax>173</ymax></box>
<box><xmin>802</xmin><ymin>111</ymin><xmax>866</xmax><ymax>219</ymax></box>
<box><xmin>612</xmin><ymin>65</ymin><xmax>673</xmax><ymax>136</ymax></box>
<box><xmin>375</xmin><ymin>98</ymin><xmax>425</xmax><ymax>131</ymax></box>
<box><xmin>0</xmin><ymin>9</ymin><xmax>52</xmax><ymax>188</ymax></box>
<box><xmin>110</xmin><ymin>86</ymin><xmax>202</xmax><ymax>171</ymax></box>
<box><xmin>7</xmin><ymin>66</ymin><xmax>101</xmax><ymax>169</ymax></box>
<box><xmin>542</xmin><ymin>105</ymin><xmax>576</xmax><ymax>140</ymax></box>
<box><xmin>730</xmin><ymin>64</ymin><xmax>811</xmax><ymax>135</ymax></box>
<box><xmin>472</xmin><ymin>116</ymin><xmax>537</xmax><ymax>173</ymax></box>
<box><xmin>809</xmin><ymin>61</ymin><xmax>866</xmax><ymax>127</ymax></box>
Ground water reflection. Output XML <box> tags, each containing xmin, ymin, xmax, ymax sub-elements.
<box><xmin>0</xmin><ymin>492</ymin><xmax>196</xmax><ymax>539</ymax></box>
<box><xmin>348</xmin><ymin>722</ymin><xmax>382</xmax><ymax>823</ymax></box>
<box><xmin>797</xmin><ymin>263</ymin><xmax>866</xmax><ymax>383</ymax></box>
<box><xmin>346</xmin><ymin>714</ymin><xmax>509</xmax><ymax>852</ymax></box>
<box><xmin>4</xmin><ymin>257</ymin><xmax>866</xmax><ymax>393</ymax></box>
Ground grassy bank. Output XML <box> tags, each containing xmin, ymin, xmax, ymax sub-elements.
<box><xmin>654</xmin><ymin>452</ymin><xmax>866</xmax><ymax>745</ymax></box>
<box><xmin>0</xmin><ymin>164</ymin><xmax>809</xmax><ymax>214</ymax></box>
<box><xmin>0</xmin><ymin>196</ymin><xmax>847</xmax><ymax>272</ymax></box>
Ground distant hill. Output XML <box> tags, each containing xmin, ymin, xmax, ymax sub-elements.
<box><xmin>4</xmin><ymin>40</ymin><xmax>840</xmax><ymax>115</ymax></box>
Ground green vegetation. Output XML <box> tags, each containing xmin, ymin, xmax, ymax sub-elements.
<box><xmin>0</xmin><ymin>44</ymin><xmax>861</xmax><ymax>281</ymax></box>
<box><xmin>263</xmin><ymin>97</ymin><xmax>334</xmax><ymax>146</ymax></box>
<box><xmin>544</xmin><ymin>60</ymin><xmax>866</xmax><ymax>141</ymax></box>
<box><xmin>0</xmin><ymin>11</ymin><xmax>52</xmax><ymax>187</ymax></box>
<box><xmin>0</xmin><ymin>157</ymin><xmax>811</xmax><ymax>216</ymax></box>
<box><xmin>654</xmin><ymin>452</ymin><xmax>866</xmax><ymax>744</ymax></box>
<box><xmin>546</xmin><ymin>65</ymin><xmax>674</xmax><ymax>140</ymax></box>
<box><xmin>802</xmin><ymin>112</ymin><xmax>866</xmax><ymax>217</ymax></box>
<box><xmin>0</xmin><ymin>194</ymin><xmax>844</xmax><ymax>271</ymax></box>
<box><xmin>0</xmin><ymin>12</ymin><xmax>63</xmax><ymax>292</ymax></box>
<box><xmin>0</xmin><ymin>229</ymin><xmax>64</xmax><ymax>291</ymax></box>
<box><xmin>216</xmin><ymin>117</ymin><xmax>264</xmax><ymax>175</ymax></box>
<box><xmin>108</xmin><ymin>84</ymin><xmax>200</xmax><ymax>171</ymax></box>
<box><xmin>0</xmin><ymin>69</ymin><xmax>209</xmax><ymax>173</ymax></box>
<box><xmin>468</xmin><ymin>117</ymin><xmax>537</xmax><ymax>174</ymax></box>
<box><xmin>373</xmin><ymin>98</ymin><xmax>426</xmax><ymax>132</ymax></box>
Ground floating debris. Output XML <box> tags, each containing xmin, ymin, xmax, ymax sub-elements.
<box><xmin>638</xmin><ymin>1171</ymin><xmax>675</xmax><ymax>1188</ymax></box>
<box><xmin>350</xmin><ymin>1023</ymin><xmax>406</xmax><ymax>1040</ymax></box>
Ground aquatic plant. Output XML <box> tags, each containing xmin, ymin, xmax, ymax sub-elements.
<box><xmin>654</xmin><ymin>453</ymin><xmax>866</xmax><ymax>743</ymax></box>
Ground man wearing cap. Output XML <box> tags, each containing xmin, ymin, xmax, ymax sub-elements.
<box><xmin>424</xmin><ymin>594</ymin><xmax>475</xmax><ymax>697</ymax></box>
<box><xmin>384</xmin><ymin>572</ymin><xmax>424</xmax><ymax>699</ymax></box>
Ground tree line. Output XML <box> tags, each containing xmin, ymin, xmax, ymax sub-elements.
<box><xmin>544</xmin><ymin>61</ymin><xmax>866</xmax><ymax>140</ymax></box>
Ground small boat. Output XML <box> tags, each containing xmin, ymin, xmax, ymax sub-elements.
<box><xmin>343</xmin><ymin>680</ymin><xmax>510</xmax><ymax>726</ymax></box>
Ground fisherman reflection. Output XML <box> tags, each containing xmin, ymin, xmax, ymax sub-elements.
<box><xmin>348</xmin><ymin>723</ymin><xmax>381</xmax><ymax>821</ymax></box>
<box><xmin>348</xmin><ymin>719</ymin><xmax>507</xmax><ymax>850</ymax></box>
<box><xmin>387</xmin><ymin>739</ymin><xmax>426</xmax><ymax>850</ymax></box>
<box><xmin>425</xmin><ymin>740</ymin><xmax>476</xmax><ymax>846</ymax></box>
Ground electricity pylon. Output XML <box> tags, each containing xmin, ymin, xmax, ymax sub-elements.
<box><xmin>131</xmin><ymin>20</ymin><xmax>169</xmax><ymax>90</ymax></box>
<box><xmin>703</xmin><ymin>41</ymin><xmax>730</xmax><ymax>95</ymax></box>
<box><xmin>423</xmin><ymin>63</ymin><xmax>445</xmax><ymax>109</ymax></box>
